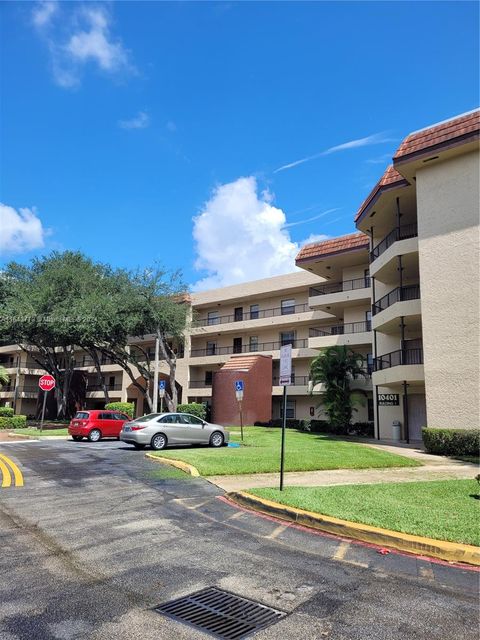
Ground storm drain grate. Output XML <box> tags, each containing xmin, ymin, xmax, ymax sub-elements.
<box><xmin>154</xmin><ymin>586</ymin><xmax>287</xmax><ymax>639</ymax></box>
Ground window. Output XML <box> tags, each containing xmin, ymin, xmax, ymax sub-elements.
<box><xmin>367</xmin><ymin>353</ymin><xmax>374</xmax><ymax>374</ymax></box>
<box><xmin>250</xmin><ymin>304</ymin><xmax>259</xmax><ymax>320</ymax></box>
<box><xmin>281</xmin><ymin>299</ymin><xmax>295</xmax><ymax>315</ymax></box>
<box><xmin>249</xmin><ymin>336</ymin><xmax>258</xmax><ymax>352</ymax></box>
<box><xmin>207</xmin><ymin>311</ymin><xmax>219</xmax><ymax>326</ymax></box>
<box><xmin>233</xmin><ymin>337</ymin><xmax>242</xmax><ymax>354</ymax></box>
<box><xmin>365</xmin><ymin>310</ymin><xmax>372</xmax><ymax>331</ymax></box>
<box><xmin>159</xmin><ymin>414</ymin><xmax>176</xmax><ymax>423</ymax></box>
<box><xmin>181</xmin><ymin>414</ymin><xmax>204</xmax><ymax>425</ymax></box>
<box><xmin>206</xmin><ymin>341</ymin><xmax>217</xmax><ymax>355</ymax></box>
<box><xmin>75</xmin><ymin>412</ymin><xmax>89</xmax><ymax>419</ymax></box>
<box><xmin>99</xmin><ymin>412</ymin><xmax>113</xmax><ymax>420</ymax></box>
<box><xmin>204</xmin><ymin>371</ymin><xmax>213</xmax><ymax>385</ymax></box>
<box><xmin>280</xmin><ymin>330</ymin><xmax>295</xmax><ymax>347</ymax></box>
<box><xmin>280</xmin><ymin>400</ymin><xmax>296</xmax><ymax>419</ymax></box>
<box><xmin>109</xmin><ymin>376</ymin><xmax>116</xmax><ymax>388</ymax></box>
<box><xmin>367</xmin><ymin>398</ymin><xmax>374</xmax><ymax>422</ymax></box>
<box><xmin>234</xmin><ymin>307</ymin><xmax>243</xmax><ymax>322</ymax></box>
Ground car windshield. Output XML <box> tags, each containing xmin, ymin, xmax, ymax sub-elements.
<box><xmin>131</xmin><ymin>413</ymin><xmax>162</xmax><ymax>423</ymax></box>
<box><xmin>75</xmin><ymin>412</ymin><xmax>89</xmax><ymax>419</ymax></box>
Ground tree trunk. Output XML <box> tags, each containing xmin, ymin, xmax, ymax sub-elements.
<box><xmin>87</xmin><ymin>348</ymin><xmax>110</xmax><ymax>404</ymax></box>
<box><xmin>157</xmin><ymin>330</ymin><xmax>178</xmax><ymax>412</ymax></box>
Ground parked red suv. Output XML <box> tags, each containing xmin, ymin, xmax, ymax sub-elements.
<box><xmin>69</xmin><ymin>410</ymin><xmax>131</xmax><ymax>442</ymax></box>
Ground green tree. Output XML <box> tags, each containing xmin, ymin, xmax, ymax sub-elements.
<box><xmin>309</xmin><ymin>345</ymin><xmax>366</xmax><ymax>434</ymax></box>
<box><xmin>0</xmin><ymin>366</ymin><xmax>9</xmax><ymax>388</ymax></box>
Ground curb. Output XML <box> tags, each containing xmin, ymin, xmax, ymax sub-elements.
<box><xmin>228</xmin><ymin>491</ymin><xmax>480</xmax><ymax>567</ymax></box>
<box><xmin>145</xmin><ymin>453</ymin><xmax>200</xmax><ymax>477</ymax></box>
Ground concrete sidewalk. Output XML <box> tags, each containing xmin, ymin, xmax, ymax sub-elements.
<box><xmin>207</xmin><ymin>443</ymin><xmax>478</xmax><ymax>492</ymax></box>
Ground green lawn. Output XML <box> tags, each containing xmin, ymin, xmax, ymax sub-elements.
<box><xmin>10</xmin><ymin>428</ymin><xmax>69</xmax><ymax>436</ymax></box>
<box><xmin>153</xmin><ymin>427</ymin><xmax>420</xmax><ymax>476</ymax></box>
<box><xmin>250</xmin><ymin>480</ymin><xmax>480</xmax><ymax>545</ymax></box>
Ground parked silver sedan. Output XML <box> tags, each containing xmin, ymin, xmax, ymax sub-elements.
<box><xmin>119</xmin><ymin>412</ymin><xmax>230</xmax><ymax>450</ymax></box>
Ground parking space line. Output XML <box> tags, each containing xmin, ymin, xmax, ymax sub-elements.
<box><xmin>264</xmin><ymin>524</ymin><xmax>288</xmax><ymax>540</ymax></box>
<box><xmin>333</xmin><ymin>541</ymin><xmax>350</xmax><ymax>560</ymax></box>
<box><xmin>0</xmin><ymin>453</ymin><xmax>24</xmax><ymax>488</ymax></box>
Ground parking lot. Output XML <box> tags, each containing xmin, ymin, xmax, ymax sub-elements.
<box><xmin>0</xmin><ymin>439</ymin><xmax>478</xmax><ymax>640</ymax></box>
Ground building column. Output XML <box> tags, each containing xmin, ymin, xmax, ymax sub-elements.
<box><xmin>403</xmin><ymin>380</ymin><xmax>410</xmax><ymax>443</ymax></box>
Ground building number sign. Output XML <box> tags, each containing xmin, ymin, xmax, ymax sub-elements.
<box><xmin>378</xmin><ymin>393</ymin><xmax>399</xmax><ymax>406</ymax></box>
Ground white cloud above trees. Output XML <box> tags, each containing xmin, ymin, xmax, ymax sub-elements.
<box><xmin>0</xmin><ymin>204</ymin><xmax>47</xmax><ymax>255</ymax></box>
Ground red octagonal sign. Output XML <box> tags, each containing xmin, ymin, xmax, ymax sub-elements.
<box><xmin>39</xmin><ymin>374</ymin><xmax>56</xmax><ymax>392</ymax></box>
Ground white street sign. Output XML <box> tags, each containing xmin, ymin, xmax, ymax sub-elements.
<box><xmin>279</xmin><ymin>344</ymin><xmax>292</xmax><ymax>385</ymax></box>
<box><xmin>235</xmin><ymin>390</ymin><xmax>244</xmax><ymax>401</ymax></box>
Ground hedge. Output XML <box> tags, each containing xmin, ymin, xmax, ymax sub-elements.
<box><xmin>105</xmin><ymin>402</ymin><xmax>135</xmax><ymax>418</ymax></box>
<box><xmin>0</xmin><ymin>415</ymin><xmax>27</xmax><ymax>429</ymax></box>
<box><xmin>0</xmin><ymin>407</ymin><xmax>14</xmax><ymax>418</ymax></box>
<box><xmin>177</xmin><ymin>403</ymin><xmax>207</xmax><ymax>420</ymax></box>
<box><xmin>422</xmin><ymin>427</ymin><xmax>480</xmax><ymax>456</ymax></box>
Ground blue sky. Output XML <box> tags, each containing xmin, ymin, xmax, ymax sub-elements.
<box><xmin>1</xmin><ymin>1</ymin><xmax>478</xmax><ymax>289</ymax></box>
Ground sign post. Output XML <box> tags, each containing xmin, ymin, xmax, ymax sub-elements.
<box><xmin>279</xmin><ymin>344</ymin><xmax>292</xmax><ymax>491</ymax></box>
<box><xmin>158</xmin><ymin>380</ymin><xmax>166</xmax><ymax>413</ymax></box>
<box><xmin>235</xmin><ymin>380</ymin><xmax>244</xmax><ymax>441</ymax></box>
<box><xmin>38</xmin><ymin>375</ymin><xmax>56</xmax><ymax>433</ymax></box>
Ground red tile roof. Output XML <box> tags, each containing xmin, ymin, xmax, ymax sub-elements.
<box><xmin>394</xmin><ymin>110</ymin><xmax>480</xmax><ymax>163</ymax></box>
<box><xmin>354</xmin><ymin>165</ymin><xmax>408</xmax><ymax>222</ymax></box>
<box><xmin>221</xmin><ymin>355</ymin><xmax>268</xmax><ymax>371</ymax></box>
<box><xmin>296</xmin><ymin>232</ymin><xmax>369</xmax><ymax>263</ymax></box>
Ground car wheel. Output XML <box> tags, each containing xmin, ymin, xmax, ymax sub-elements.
<box><xmin>88</xmin><ymin>429</ymin><xmax>102</xmax><ymax>442</ymax></box>
<box><xmin>133</xmin><ymin>443</ymin><xmax>146</xmax><ymax>450</ymax></box>
<box><xmin>209</xmin><ymin>431</ymin><xmax>224</xmax><ymax>448</ymax></box>
<box><xmin>72</xmin><ymin>436</ymin><xmax>83</xmax><ymax>442</ymax></box>
<box><xmin>150</xmin><ymin>433</ymin><xmax>167</xmax><ymax>451</ymax></box>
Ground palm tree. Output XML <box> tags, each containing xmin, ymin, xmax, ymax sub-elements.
<box><xmin>309</xmin><ymin>345</ymin><xmax>366</xmax><ymax>434</ymax></box>
<box><xmin>0</xmin><ymin>366</ymin><xmax>9</xmax><ymax>388</ymax></box>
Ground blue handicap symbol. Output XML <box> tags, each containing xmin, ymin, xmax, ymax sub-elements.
<box><xmin>235</xmin><ymin>380</ymin><xmax>244</xmax><ymax>392</ymax></box>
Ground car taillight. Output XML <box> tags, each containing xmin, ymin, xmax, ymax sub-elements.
<box><xmin>131</xmin><ymin>425</ymin><xmax>146</xmax><ymax>431</ymax></box>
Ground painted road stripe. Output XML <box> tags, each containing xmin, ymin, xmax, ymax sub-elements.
<box><xmin>0</xmin><ymin>453</ymin><xmax>24</xmax><ymax>487</ymax></box>
<box><xmin>0</xmin><ymin>457</ymin><xmax>12</xmax><ymax>488</ymax></box>
<box><xmin>333</xmin><ymin>541</ymin><xmax>350</xmax><ymax>560</ymax></box>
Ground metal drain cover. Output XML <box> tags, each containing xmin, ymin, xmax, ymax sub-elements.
<box><xmin>154</xmin><ymin>586</ymin><xmax>287</xmax><ymax>639</ymax></box>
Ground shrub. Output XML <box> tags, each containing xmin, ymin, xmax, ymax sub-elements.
<box><xmin>349</xmin><ymin>422</ymin><xmax>375</xmax><ymax>438</ymax></box>
<box><xmin>177</xmin><ymin>403</ymin><xmax>206</xmax><ymax>420</ymax></box>
<box><xmin>422</xmin><ymin>427</ymin><xmax>480</xmax><ymax>456</ymax></box>
<box><xmin>0</xmin><ymin>407</ymin><xmax>14</xmax><ymax>418</ymax></box>
<box><xmin>105</xmin><ymin>402</ymin><xmax>135</xmax><ymax>418</ymax></box>
<box><xmin>0</xmin><ymin>415</ymin><xmax>27</xmax><ymax>429</ymax></box>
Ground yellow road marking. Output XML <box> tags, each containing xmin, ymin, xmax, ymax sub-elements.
<box><xmin>333</xmin><ymin>541</ymin><xmax>350</xmax><ymax>560</ymax></box>
<box><xmin>0</xmin><ymin>453</ymin><xmax>24</xmax><ymax>488</ymax></box>
<box><xmin>0</xmin><ymin>457</ymin><xmax>12</xmax><ymax>488</ymax></box>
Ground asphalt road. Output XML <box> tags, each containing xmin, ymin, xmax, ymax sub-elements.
<box><xmin>0</xmin><ymin>439</ymin><xmax>478</xmax><ymax>640</ymax></box>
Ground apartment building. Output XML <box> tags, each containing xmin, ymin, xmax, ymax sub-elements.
<box><xmin>1</xmin><ymin>109</ymin><xmax>478</xmax><ymax>440</ymax></box>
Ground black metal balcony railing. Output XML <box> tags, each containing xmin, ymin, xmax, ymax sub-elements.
<box><xmin>0</xmin><ymin>356</ymin><xmax>16</xmax><ymax>366</ymax></box>
<box><xmin>193</xmin><ymin>303</ymin><xmax>309</xmax><ymax>328</ymax></box>
<box><xmin>73</xmin><ymin>355</ymin><xmax>117</xmax><ymax>367</ymax></box>
<box><xmin>272</xmin><ymin>375</ymin><xmax>310</xmax><ymax>386</ymax></box>
<box><xmin>309</xmin><ymin>277</ymin><xmax>370</xmax><ymax>298</ymax></box>
<box><xmin>86</xmin><ymin>383</ymin><xmax>122</xmax><ymax>392</ymax></box>
<box><xmin>0</xmin><ymin>386</ymin><xmax>39</xmax><ymax>394</ymax></box>
<box><xmin>370</xmin><ymin>223</ymin><xmax>418</xmax><ymax>262</ymax></box>
<box><xmin>374</xmin><ymin>348</ymin><xmax>424</xmax><ymax>371</ymax></box>
<box><xmin>309</xmin><ymin>321</ymin><xmax>371</xmax><ymax>338</ymax></box>
<box><xmin>373</xmin><ymin>284</ymin><xmax>420</xmax><ymax>316</ymax></box>
<box><xmin>190</xmin><ymin>338</ymin><xmax>308</xmax><ymax>358</ymax></box>
<box><xmin>188</xmin><ymin>380</ymin><xmax>213</xmax><ymax>389</ymax></box>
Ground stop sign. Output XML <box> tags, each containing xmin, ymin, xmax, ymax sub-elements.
<box><xmin>39</xmin><ymin>374</ymin><xmax>56</xmax><ymax>392</ymax></box>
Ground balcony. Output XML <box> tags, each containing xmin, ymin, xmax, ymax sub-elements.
<box><xmin>308</xmin><ymin>321</ymin><xmax>372</xmax><ymax>349</ymax></box>
<box><xmin>193</xmin><ymin>303</ymin><xmax>309</xmax><ymax>328</ymax></box>
<box><xmin>190</xmin><ymin>338</ymin><xmax>309</xmax><ymax>359</ymax></box>
<box><xmin>0</xmin><ymin>386</ymin><xmax>39</xmax><ymax>397</ymax></box>
<box><xmin>308</xmin><ymin>277</ymin><xmax>371</xmax><ymax>310</ymax></box>
<box><xmin>189</xmin><ymin>380</ymin><xmax>212</xmax><ymax>389</ymax></box>
<box><xmin>86</xmin><ymin>383</ymin><xmax>122</xmax><ymax>392</ymax></box>
<box><xmin>370</xmin><ymin>224</ymin><xmax>418</xmax><ymax>263</ymax></box>
<box><xmin>373</xmin><ymin>284</ymin><xmax>420</xmax><ymax>315</ymax></box>
<box><xmin>272</xmin><ymin>375</ymin><xmax>309</xmax><ymax>386</ymax></box>
<box><xmin>373</xmin><ymin>348</ymin><xmax>424</xmax><ymax>385</ymax></box>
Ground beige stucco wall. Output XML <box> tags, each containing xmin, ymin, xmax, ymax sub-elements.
<box><xmin>416</xmin><ymin>150</ymin><xmax>480</xmax><ymax>429</ymax></box>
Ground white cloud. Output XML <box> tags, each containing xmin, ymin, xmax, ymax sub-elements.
<box><xmin>274</xmin><ymin>133</ymin><xmax>395</xmax><ymax>173</ymax></box>
<box><xmin>118</xmin><ymin>111</ymin><xmax>150</xmax><ymax>130</ymax></box>
<box><xmin>31</xmin><ymin>3</ymin><xmax>134</xmax><ymax>88</ymax></box>
<box><xmin>192</xmin><ymin>177</ymin><xmax>330</xmax><ymax>290</ymax></box>
<box><xmin>301</xmin><ymin>233</ymin><xmax>330</xmax><ymax>246</ymax></box>
<box><xmin>0</xmin><ymin>204</ymin><xmax>47</xmax><ymax>255</ymax></box>
<box><xmin>32</xmin><ymin>0</ymin><xmax>58</xmax><ymax>29</ymax></box>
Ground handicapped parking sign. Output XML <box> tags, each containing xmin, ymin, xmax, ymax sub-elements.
<box><xmin>235</xmin><ymin>380</ymin><xmax>244</xmax><ymax>392</ymax></box>
<box><xmin>159</xmin><ymin>380</ymin><xmax>166</xmax><ymax>390</ymax></box>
